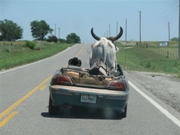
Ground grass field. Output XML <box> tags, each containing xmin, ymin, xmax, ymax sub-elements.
<box><xmin>118</xmin><ymin>41</ymin><xmax>178</xmax><ymax>47</ymax></box>
<box><xmin>0</xmin><ymin>41</ymin><xmax>74</xmax><ymax>70</ymax></box>
<box><xmin>1</xmin><ymin>40</ymin><xmax>180</xmax><ymax>77</ymax></box>
<box><xmin>115</xmin><ymin>41</ymin><xmax>180</xmax><ymax>77</ymax></box>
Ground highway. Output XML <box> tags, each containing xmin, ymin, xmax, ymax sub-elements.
<box><xmin>0</xmin><ymin>44</ymin><xmax>180</xmax><ymax>135</ymax></box>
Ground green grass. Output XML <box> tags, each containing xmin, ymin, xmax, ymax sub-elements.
<box><xmin>0</xmin><ymin>41</ymin><xmax>27</xmax><ymax>52</ymax></box>
<box><xmin>115</xmin><ymin>42</ymin><xmax>180</xmax><ymax>77</ymax></box>
<box><xmin>0</xmin><ymin>41</ymin><xmax>74</xmax><ymax>70</ymax></box>
<box><xmin>147</xmin><ymin>47</ymin><xmax>178</xmax><ymax>59</ymax></box>
<box><xmin>117</xmin><ymin>41</ymin><xmax>178</xmax><ymax>47</ymax></box>
<box><xmin>1</xmin><ymin>40</ymin><xmax>180</xmax><ymax>77</ymax></box>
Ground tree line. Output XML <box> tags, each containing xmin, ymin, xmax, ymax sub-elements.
<box><xmin>0</xmin><ymin>19</ymin><xmax>81</xmax><ymax>43</ymax></box>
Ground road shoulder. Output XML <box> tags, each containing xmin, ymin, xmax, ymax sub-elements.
<box><xmin>125</xmin><ymin>70</ymin><xmax>180</xmax><ymax>120</ymax></box>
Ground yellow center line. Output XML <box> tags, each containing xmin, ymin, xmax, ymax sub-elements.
<box><xmin>0</xmin><ymin>75</ymin><xmax>52</xmax><ymax>119</ymax></box>
<box><xmin>0</xmin><ymin>111</ymin><xmax>17</xmax><ymax>127</ymax></box>
<box><xmin>0</xmin><ymin>45</ymin><xmax>84</xmax><ymax>127</ymax></box>
<box><xmin>76</xmin><ymin>47</ymin><xmax>84</xmax><ymax>57</ymax></box>
<box><xmin>40</xmin><ymin>84</ymin><xmax>47</xmax><ymax>90</ymax></box>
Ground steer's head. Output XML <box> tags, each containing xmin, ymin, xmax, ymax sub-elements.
<box><xmin>91</xmin><ymin>27</ymin><xmax>123</xmax><ymax>42</ymax></box>
<box><xmin>91</xmin><ymin>27</ymin><xmax>123</xmax><ymax>51</ymax></box>
<box><xmin>90</xmin><ymin>27</ymin><xmax>123</xmax><ymax>70</ymax></box>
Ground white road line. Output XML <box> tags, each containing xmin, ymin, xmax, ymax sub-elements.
<box><xmin>129</xmin><ymin>81</ymin><xmax>180</xmax><ymax>128</ymax></box>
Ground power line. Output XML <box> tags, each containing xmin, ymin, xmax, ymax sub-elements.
<box><xmin>168</xmin><ymin>22</ymin><xmax>170</xmax><ymax>42</ymax></box>
<box><xmin>124</xmin><ymin>19</ymin><xmax>127</xmax><ymax>70</ymax></box>
<box><xmin>142</xmin><ymin>1</ymin><xmax>178</xmax><ymax>23</ymax></box>
<box><xmin>151</xmin><ymin>0</ymin><xmax>178</xmax><ymax>18</ymax></box>
<box><xmin>139</xmin><ymin>10</ymin><xmax>141</xmax><ymax>46</ymax></box>
<box><xmin>178</xmin><ymin>0</ymin><xmax>180</xmax><ymax>60</ymax></box>
<box><xmin>109</xmin><ymin>24</ymin><xmax>111</xmax><ymax>36</ymax></box>
<box><xmin>116</xmin><ymin>21</ymin><xmax>118</xmax><ymax>35</ymax></box>
<box><xmin>125</xmin><ymin>19</ymin><xmax>127</xmax><ymax>45</ymax></box>
<box><xmin>58</xmin><ymin>27</ymin><xmax>60</xmax><ymax>39</ymax></box>
<box><xmin>55</xmin><ymin>23</ymin><xmax>56</xmax><ymax>36</ymax></box>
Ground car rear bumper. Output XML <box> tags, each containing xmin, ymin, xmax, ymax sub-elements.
<box><xmin>49</xmin><ymin>85</ymin><xmax>129</xmax><ymax>112</ymax></box>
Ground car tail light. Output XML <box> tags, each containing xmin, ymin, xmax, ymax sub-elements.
<box><xmin>53</xmin><ymin>74</ymin><xmax>73</xmax><ymax>85</ymax></box>
<box><xmin>108</xmin><ymin>80</ymin><xmax>127</xmax><ymax>91</ymax></box>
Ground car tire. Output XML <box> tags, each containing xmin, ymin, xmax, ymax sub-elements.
<box><xmin>48</xmin><ymin>95</ymin><xmax>59</xmax><ymax>115</ymax></box>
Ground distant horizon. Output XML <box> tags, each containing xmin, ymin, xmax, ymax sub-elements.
<box><xmin>12</xmin><ymin>39</ymin><xmax>177</xmax><ymax>43</ymax></box>
<box><xmin>1</xmin><ymin>0</ymin><xmax>178</xmax><ymax>44</ymax></box>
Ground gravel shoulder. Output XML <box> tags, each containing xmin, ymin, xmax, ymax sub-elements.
<box><xmin>125</xmin><ymin>71</ymin><xmax>180</xmax><ymax>113</ymax></box>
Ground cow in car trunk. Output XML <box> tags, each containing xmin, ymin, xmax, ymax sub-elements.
<box><xmin>89</xmin><ymin>27</ymin><xmax>123</xmax><ymax>72</ymax></box>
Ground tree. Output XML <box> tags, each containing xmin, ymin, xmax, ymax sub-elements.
<box><xmin>66</xmin><ymin>33</ymin><xmax>81</xmax><ymax>43</ymax></box>
<box><xmin>30</xmin><ymin>20</ymin><xmax>53</xmax><ymax>40</ymax></box>
<box><xmin>59</xmin><ymin>38</ymin><xmax>66</xmax><ymax>43</ymax></box>
<box><xmin>170</xmin><ymin>37</ymin><xmax>178</xmax><ymax>41</ymax></box>
<box><xmin>0</xmin><ymin>19</ymin><xmax>23</xmax><ymax>41</ymax></box>
<box><xmin>47</xmin><ymin>35</ymin><xmax>58</xmax><ymax>42</ymax></box>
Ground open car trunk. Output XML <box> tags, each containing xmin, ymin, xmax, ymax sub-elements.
<box><xmin>59</xmin><ymin>63</ymin><xmax>123</xmax><ymax>88</ymax></box>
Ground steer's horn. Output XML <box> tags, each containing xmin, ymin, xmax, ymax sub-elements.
<box><xmin>107</xmin><ymin>27</ymin><xmax>123</xmax><ymax>42</ymax></box>
<box><xmin>91</xmin><ymin>28</ymin><xmax>100</xmax><ymax>41</ymax></box>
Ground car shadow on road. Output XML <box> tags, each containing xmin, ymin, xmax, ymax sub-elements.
<box><xmin>41</xmin><ymin>106</ymin><xmax>123</xmax><ymax>120</ymax></box>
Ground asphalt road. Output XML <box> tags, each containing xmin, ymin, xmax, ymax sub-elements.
<box><xmin>0</xmin><ymin>44</ymin><xmax>180</xmax><ymax>135</ymax></box>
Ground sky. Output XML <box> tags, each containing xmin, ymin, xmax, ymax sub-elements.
<box><xmin>0</xmin><ymin>0</ymin><xmax>179</xmax><ymax>44</ymax></box>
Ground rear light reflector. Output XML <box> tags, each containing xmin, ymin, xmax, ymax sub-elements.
<box><xmin>108</xmin><ymin>80</ymin><xmax>126</xmax><ymax>91</ymax></box>
<box><xmin>54</xmin><ymin>74</ymin><xmax>73</xmax><ymax>85</ymax></box>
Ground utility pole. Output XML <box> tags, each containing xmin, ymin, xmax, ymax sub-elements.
<box><xmin>58</xmin><ymin>28</ymin><xmax>60</xmax><ymax>39</ymax></box>
<box><xmin>168</xmin><ymin>22</ymin><xmax>170</xmax><ymax>42</ymax></box>
<box><xmin>116</xmin><ymin>21</ymin><xmax>118</xmax><ymax>35</ymax></box>
<box><xmin>55</xmin><ymin>23</ymin><xmax>56</xmax><ymax>36</ymax></box>
<box><xmin>139</xmin><ymin>10</ymin><xmax>141</xmax><ymax>47</ymax></box>
<box><xmin>124</xmin><ymin>19</ymin><xmax>127</xmax><ymax>70</ymax></box>
<box><xmin>125</xmin><ymin>19</ymin><xmax>127</xmax><ymax>45</ymax></box>
<box><xmin>109</xmin><ymin>24</ymin><xmax>111</xmax><ymax>36</ymax></box>
<box><xmin>179</xmin><ymin>0</ymin><xmax>180</xmax><ymax>60</ymax></box>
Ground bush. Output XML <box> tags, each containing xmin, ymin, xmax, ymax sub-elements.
<box><xmin>145</xmin><ymin>61</ymin><xmax>151</xmax><ymax>68</ymax></box>
<box><xmin>59</xmin><ymin>38</ymin><xmax>66</xmax><ymax>43</ymax></box>
<box><xmin>47</xmin><ymin>35</ymin><xmax>57</xmax><ymax>42</ymax></box>
<box><xmin>4</xmin><ymin>48</ymin><xmax>10</xmax><ymax>53</ymax></box>
<box><xmin>26</xmin><ymin>41</ymin><xmax>36</xmax><ymax>50</ymax></box>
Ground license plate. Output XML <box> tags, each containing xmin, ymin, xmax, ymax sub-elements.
<box><xmin>81</xmin><ymin>94</ymin><xmax>97</xmax><ymax>103</ymax></box>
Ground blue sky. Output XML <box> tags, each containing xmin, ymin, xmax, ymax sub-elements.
<box><xmin>0</xmin><ymin>0</ymin><xmax>178</xmax><ymax>43</ymax></box>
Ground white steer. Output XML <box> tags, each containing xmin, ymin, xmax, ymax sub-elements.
<box><xmin>89</xmin><ymin>27</ymin><xmax>123</xmax><ymax>71</ymax></box>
